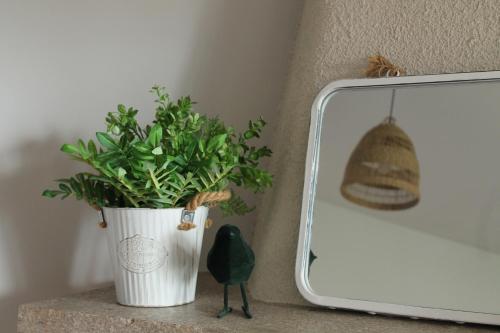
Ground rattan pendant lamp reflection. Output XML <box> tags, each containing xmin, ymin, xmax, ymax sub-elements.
<box><xmin>340</xmin><ymin>56</ymin><xmax>420</xmax><ymax>210</ymax></box>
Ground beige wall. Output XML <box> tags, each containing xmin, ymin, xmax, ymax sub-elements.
<box><xmin>0</xmin><ymin>1</ymin><xmax>302</xmax><ymax>331</ymax></box>
<box><xmin>250</xmin><ymin>0</ymin><xmax>500</xmax><ymax>304</ymax></box>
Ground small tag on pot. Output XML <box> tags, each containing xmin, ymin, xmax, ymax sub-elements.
<box><xmin>181</xmin><ymin>210</ymin><xmax>195</xmax><ymax>223</ymax></box>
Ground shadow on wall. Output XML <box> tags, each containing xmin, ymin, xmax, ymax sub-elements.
<box><xmin>0</xmin><ymin>137</ymin><xmax>111</xmax><ymax>332</ymax></box>
<box><xmin>177</xmin><ymin>0</ymin><xmax>298</xmax><ymax>270</ymax></box>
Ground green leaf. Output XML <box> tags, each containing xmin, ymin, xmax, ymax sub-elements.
<box><xmin>147</xmin><ymin>124</ymin><xmax>162</xmax><ymax>147</ymax></box>
<box><xmin>184</xmin><ymin>140</ymin><xmax>196</xmax><ymax>160</ymax></box>
<box><xmin>58</xmin><ymin>183</ymin><xmax>71</xmax><ymax>193</ymax></box>
<box><xmin>69</xmin><ymin>178</ymin><xmax>83</xmax><ymax>199</ymax></box>
<box><xmin>243</xmin><ymin>130</ymin><xmax>255</xmax><ymax>140</ymax></box>
<box><xmin>198</xmin><ymin>139</ymin><xmax>206</xmax><ymax>154</ymax></box>
<box><xmin>88</xmin><ymin>140</ymin><xmax>97</xmax><ymax>155</ymax></box>
<box><xmin>207</xmin><ymin>134</ymin><xmax>227</xmax><ymax>152</ymax></box>
<box><xmin>148</xmin><ymin>168</ymin><xmax>160</xmax><ymax>189</ymax></box>
<box><xmin>96</xmin><ymin>132</ymin><xmax>118</xmax><ymax>149</ymax></box>
<box><xmin>60</xmin><ymin>144</ymin><xmax>80</xmax><ymax>155</ymax></box>
<box><xmin>143</xmin><ymin>161</ymin><xmax>156</xmax><ymax>172</ymax></box>
<box><xmin>78</xmin><ymin>139</ymin><xmax>90</xmax><ymax>159</ymax></box>
<box><xmin>152</xmin><ymin>147</ymin><xmax>163</xmax><ymax>155</ymax></box>
<box><xmin>199</xmin><ymin>174</ymin><xmax>210</xmax><ymax>189</ymax></box>
<box><xmin>175</xmin><ymin>173</ymin><xmax>186</xmax><ymax>184</ymax></box>
<box><xmin>131</xmin><ymin>151</ymin><xmax>155</xmax><ymax>161</ymax></box>
<box><xmin>117</xmin><ymin>167</ymin><xmax>127</xmax><ymax>179</ymax></box>
<box><xmin>133</xmin><ymin>142</ymin><xmax>151</xmax><ymax>153</ymax></box>
<box><xmin>42</xmin><ymin>190</ymin><xmax>62</xmax><ymax>198</ymax></box>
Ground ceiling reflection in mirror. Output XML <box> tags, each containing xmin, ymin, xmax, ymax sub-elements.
<box><xmin>308</xmin><ymin>80</ymin><xmax>500</xmax><ymax>315</ymax></box>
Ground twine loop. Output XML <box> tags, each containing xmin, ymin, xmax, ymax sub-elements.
<box><xmin>365</xmin><ymin>55</ymin><xmax>406</xmax><ymax>78</ymax></box>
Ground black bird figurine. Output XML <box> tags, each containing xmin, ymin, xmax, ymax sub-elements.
<box><xmin>207</xmin><ymin>224</ymin><xmax>255</xmax><ymax>319</ymax></box>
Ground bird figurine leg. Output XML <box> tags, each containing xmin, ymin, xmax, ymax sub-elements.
<box><xmin>240</xmin><ymin>282</ymin><xmax>252</xmax><ymax>319</ymax></box>
<box><xmin>217</xmin><ymin>284</ymin><xmax>232</xmax><ymax>318</ymax></box>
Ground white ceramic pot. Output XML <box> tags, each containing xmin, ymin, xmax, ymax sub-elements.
<box><xmin>102</xmin><ymin>206</ymin><xmax>208</xmax><ymax>307</ymax></box>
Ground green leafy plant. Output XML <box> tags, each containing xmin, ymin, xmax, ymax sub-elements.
<box><xmin>43</xmin><ymin>86</ymin><xmax>272</xmax><ymax>216</ymax></box>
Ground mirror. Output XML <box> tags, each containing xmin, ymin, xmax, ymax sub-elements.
<box><xmin>296</xmin><ymin>72</ymin><xmax>500</xmax><ymax>325</ymax></box>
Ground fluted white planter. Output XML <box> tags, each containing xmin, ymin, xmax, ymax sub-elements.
<box><xmin>102</xmin><ymin>206</ymin><xmax>208</xmax><ymax>307</ymax></box>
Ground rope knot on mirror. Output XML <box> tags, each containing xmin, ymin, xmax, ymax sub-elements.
<box><xmin>365</xmin><ymin>54</ymin><xmax>406</xmax><ymax>78</ymax></box>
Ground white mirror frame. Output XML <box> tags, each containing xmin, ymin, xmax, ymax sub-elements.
<box><xmin>295</xmin><ymin>70</ymin><xmax>500</xmax><ymax>326</ymax></box>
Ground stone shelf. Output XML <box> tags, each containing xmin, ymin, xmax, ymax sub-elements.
<box><xmin>18</xmin><ymin>273</ymin><xmax>500</xmax><ymax>332</ymax></box>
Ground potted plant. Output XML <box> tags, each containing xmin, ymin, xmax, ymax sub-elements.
<box><xmin>43</xmin><ymin>86</ymin><xmax>272</xmax><ymax>307</ymax></box>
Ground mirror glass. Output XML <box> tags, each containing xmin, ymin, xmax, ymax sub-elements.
<box><xmin>309</xmin><ymin>80</ymin><xmax>500</xmax><ymax>315</ymax></box>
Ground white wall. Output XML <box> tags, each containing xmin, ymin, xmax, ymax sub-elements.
<box><xmin>0</xmin><ymin>1</ymin><xmax>302</xmax><ymax>331</ymax></box>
